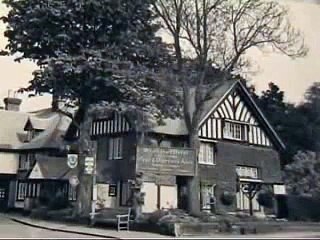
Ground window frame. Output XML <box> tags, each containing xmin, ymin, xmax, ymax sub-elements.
<box><xmin>16</xmin><ymin>181</ymin><xmax>40</xmax><ymax>201</ymax></box>
<box><xmin>108</xmin><ymin>137</ymin><xmax>123</xmax><ymax>160</ymax></box>
<box><xmin>222</xmin><ymin>120</ymin><xmax>249</xmax><ymax>142</ymax></box>
<box><xmin>198</xmin><ymin>141</ymin><xmax>216</xmax><ymax>165</ymax></box>
<box><xmin>200</xmin><ymin>183</ymin><xmax>216</xmax><ymax>210</ymax></box>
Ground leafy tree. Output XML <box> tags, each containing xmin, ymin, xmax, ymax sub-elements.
<box><xmin>1</xmin><ymin>0</ymin><xmax>180</xmax><ymax>216</ymax></box>
<box><xmin>284</xmin><ymin>151</ymin><xmax>320</xmax><ymax>199</ymax></box>
<box><xmin>254</xmin><ymin>82</ymin><xmax>308</xmax><ymax>165</ymax></box>
<box><xmin>298</xmin><ymin>82</ymin><xmax>320</xmax><ymax>152</ymax></box>
<box><xmin>153</xmin><ymin>0</ymin><xmax>307</xmax><ymax>214</ymax></box>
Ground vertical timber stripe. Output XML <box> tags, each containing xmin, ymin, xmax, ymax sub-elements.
<box><xmin>198</xmin><ymin>88</ymin><xmax>274</xmax><ymax>147</ymax></box>
<box><xmin>91</xmin><ymin>113</ymin><xmax>131</xmax><ymax>136</ymax></box>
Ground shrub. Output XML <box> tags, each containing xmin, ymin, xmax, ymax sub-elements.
<box><xmin>220</xmin><ymin>191</ymin><xmax>235</xmax><ymax>206</ymax></box>
<box><xmin>147</xmin><ymin>210</ymin><xmax>168</xmax><ymax>224</ymax></box>
<box><xmin>48</xmin><ymin>195</ymin><xmax>70</xmax><ymax>210</ymax></box>
<box><xmin>257</xmin><ymin>190</ymin><xmax>274</xmax><ymax>208</ymax></box>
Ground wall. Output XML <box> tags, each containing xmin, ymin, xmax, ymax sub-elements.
<box><xmin>95</xmin><ymin>132</ymin><xmax>136</xmax><ymax>183</ymax></box>
<box><xmin>0</xmin><ymin>152</ymin><xmax>19</xmax><ymax>174</ymax></box>
<box><xmin>160</xmin><ymin>185</ymin><xmax>177</xmax><ymax>209</ymax></box>
<box><xmin>199</xmin><ymin>141</ymin><xmax>281</xmax><ymax>213</ymax></box>
<box><xmin>96</xmin><ymin>183</ymin><xmax>119</xmax><ymax>209</ymax></box>
<box><xmin>141</xmin><ymin>182</ymin><xmax>158</xmax><ymax>213</ymax></box>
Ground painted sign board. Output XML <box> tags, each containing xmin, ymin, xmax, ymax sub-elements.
<box><xmin>67</xmin><ymin>154</ymin><xmax>78</xmax><ymax>169</ymax></box>
<box><xmin>273</xmin><ymin>184</ymin><xmax>286</xmax><ymax>195</ymax></box>
<box><xmin>136</xmin><ymin>146</ymin><xmax>195</xmax><ymax>176</ymax></box>
<box><xmin>84</xmin><ymin>156</ymin><xmax>94</xmax><ymax>175</ymax></box>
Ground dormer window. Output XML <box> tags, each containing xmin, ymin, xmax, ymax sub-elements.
<box><xmin>222</xmin><ymin>120</ymin><xmax>248</xmax><ymax>142</ymax></box>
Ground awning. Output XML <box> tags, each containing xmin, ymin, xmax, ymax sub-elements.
<box><xmin>28</xmin><ymin>154</ymin><xmax>78</xmax><ymax>180</ymax></box>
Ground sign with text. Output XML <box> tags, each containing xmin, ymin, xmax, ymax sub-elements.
<box><xmin>136</xmin><ymin>146</ymin><xmax>195</xmax><ymax>176</ymax></box>
<box><xmin>84</xmin><ymin>156</ymin><xmax>94</xmax><ymax>175</ymax></box>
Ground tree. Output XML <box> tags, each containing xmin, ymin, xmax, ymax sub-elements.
<box><xmin>284</xmin><ymin>151</ymin><xmax>320</xmax><ymax>199</ymax></box>
<box><xmin>253</xmin><ymin>82</ymin><xmax>310</xmax><ymax>165</ymax></box>
<box><xmin>153</xmin><ymin>0</ymin><xmax>307</xmax><ymax>214</ymax></box>
<box><xmin>1</xmin><ymin>0</ymin><xmax>180</xmax><ymax>216</ymax></box>
<box><xmin>298</xmin><ymin>82</ymin><xmax>320</xmax><ymax>152</ymax></box>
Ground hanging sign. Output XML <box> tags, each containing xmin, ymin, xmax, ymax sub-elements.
<box><xmin>84</xmin><ymin>156</ymin><xmax>95</xmax><ymax>175</ymax></box>
<box><xmin>67</xmin><ymin>154</ymin><xmax>78</xmax><ymax>169</ymax></box>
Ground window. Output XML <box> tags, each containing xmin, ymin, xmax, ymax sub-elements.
<box><xmin>68</xmin><ymin>184</ymin><xmax>77</xmax><ymax>201</ymax></box>
<box><xmin>108</xmin><ymin>137</ymin><xmax>123</xmax><ymax>160</ymax></box>
<box><xmin>199</xmin><ymin>142</ymin><xmax>216</xmax><ymax>165</ymax></box>
<box><xmin>223</xmin><ymin>121</ymin><xmax>248</xmax><ymax>141</ymax></box>
<box><xmin>236</xmin><ymin>166</ymin><xmax>261</xmax><ymax>211</ymax></box>
<box><xmin>200</xmin><ymin>184</ymin><xmax>216</xmax><ymax>210</ymax></box>
<box><xmin>108</xmin><ymin>184</ymin><xmax>117</xmax><ymax>197</ymax></box>
<box><xmin>120</xmin><ymin>181</ymin><xmax>131</xmax><ymax>206</ymax></box>
<box><xmin>236</xmin><ymin>166</ymin><xmax>259</xmax><ymax>179</ymax></box>
<box><xmin>19</xmin><ymin>154</ymin><xmax>35</xmax><ymax>170</ymax></box>
<box><xmin>236</xmin><ymin>183</ymin><xmax>260</xmax><ymax>211</ymax></box>
<box><xmin>16</xmin><ymin>181</ymin><xmax>40</xmax><ymax>201</ymax></box>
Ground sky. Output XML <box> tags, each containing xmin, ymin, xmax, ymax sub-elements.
<box><xmin>0</xmin><ymin>0</ymin><xmax>319</xmax><ymax>111</ymax></box>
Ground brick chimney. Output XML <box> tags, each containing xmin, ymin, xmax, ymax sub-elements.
<box><xmin>4</xmin><ymin>97</ymin><xmax>22</xmax><ymax>111</ymax></box>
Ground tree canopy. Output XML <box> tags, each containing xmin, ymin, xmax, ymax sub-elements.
<box><xmin>1</xmin><ymin>0</ymin><xmax>180</xmax><ymax>118</ymax></box>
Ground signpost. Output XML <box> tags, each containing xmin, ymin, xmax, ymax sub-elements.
<box><xmin>67</xmin><ymin>154</ymin><xmax>78</xmax><ymax>169</ymax></box>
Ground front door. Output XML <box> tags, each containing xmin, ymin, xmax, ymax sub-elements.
<box><xmin>176</xmin><ymin>176</ymin><xmax>188</xmax><ymax>211</ymax></box>
<box><xmin>0</xmin><ymin>181</ymin><xmax>9</xmax><ymax>211</ymax></box>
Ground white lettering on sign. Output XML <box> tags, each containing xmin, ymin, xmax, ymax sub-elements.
<box><xmin>273</xmin><ymin>185</ymin><xmax>286</xmax><ymax>195</ymax></box>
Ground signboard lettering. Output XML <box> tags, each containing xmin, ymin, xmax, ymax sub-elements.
<box><xmin>136</xmin><ymin>146</ymin><xmax>195</xmax><ymax>176</ymax></box>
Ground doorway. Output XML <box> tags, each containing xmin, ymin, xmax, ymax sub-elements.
<box><xmin>176</xmin><ymin>176</ymin><xmax>189</xmax><ymax>211</ymax></box>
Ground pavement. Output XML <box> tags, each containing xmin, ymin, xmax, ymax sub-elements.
<box><xmin>3</xmin><ymin>213</ymin><xmax>320</xmax><ymax>239</ymax></box>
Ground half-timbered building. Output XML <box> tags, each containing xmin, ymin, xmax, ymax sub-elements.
<box><xmin>90</xmin><ymin>80</ymin><xmax>286</xmax><ymax>215</ymax></box>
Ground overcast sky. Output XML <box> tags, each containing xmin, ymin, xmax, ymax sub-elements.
<box><xmin>0</xmin><ymin>0</ymin><xmax>319</xmax><ymax>111</ymax></box>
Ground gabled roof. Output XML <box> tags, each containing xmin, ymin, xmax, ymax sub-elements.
<box><xmin>143</xmin><ymin>79</ymin><xmax>285</xmax><ymax>150</ymax></box>
<box><xmin>19</xmin><ymin>113</ymin><xmax>72</xmax><ymax>150</ymax></box>
<box><xmin>146</xmin><ymin>80</ymin><xmax>236</xmax><ymax>136</ymax></box>
<box><xmin>198</xmin><ymin>80</ymin><xmax>285</xmax><ymax>150</ymax></box>
<box><xmin>28</xmin><ymin>154</ymin><xmax>76</xmax><ymax>180</ymax></box>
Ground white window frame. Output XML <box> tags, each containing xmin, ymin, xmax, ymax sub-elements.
<box><xmin>200</xmin><ymin>184</ymin><xmax>216</xmax><ymax>210</ymax></box>
<box><xmin>236</xmin><ymin>166</ymin><xmax>259</xmax><ymax>179</ymax></box>
<box><xmin>19</xmin><ymin>154</ymin><xmax>35</xmax><ymax>170</ymax></box>
<box><xmin>198</xmin><ymin>142</ymin><xmax>216</xmax><ymax>165</ymax></box>
<box><xmin>236</xmin><ymin>182</ymin><xmax>261</xmax><ymax>211</ymax></box>
<box><xmin>223</xmin><ymin>120</ymin><xmax>248</xmax><ymax>141</ymax></box>
<box><xmin>68</xmin><ymin>184</ymin><xmax>77</xmax><ymax>201</ymax></box>
<box><xmin>108</xmin><ymin>137</ymin><xmax>123</xmax><ymax>160</ymax></box>
<box><xmin>17</xmin><ymin>182</ymin><xmax>40</xmax><ymax>201</ymax></box>
<box><xmin>17</xmin><ymin>182</ymin><xmax>27</xmax><ymax>201</ymax></box>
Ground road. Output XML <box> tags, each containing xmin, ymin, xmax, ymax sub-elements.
<box><xmin>0</xmin><ymin>215</ymin><xmax>104</xmax><ymax>238</ymax></box>
<box><xmin>1</xmin><ymin>214</ymin><xmax>320</xmax><ymax>239</ymax></box>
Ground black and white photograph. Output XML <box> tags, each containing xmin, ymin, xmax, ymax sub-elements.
<box><xmin>0</xmin><ymin>0</ymin><xmax>319</xmax><ymax>238</ymax></box>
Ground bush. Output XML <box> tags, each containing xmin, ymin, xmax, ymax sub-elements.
<box><xmin>48</xmin><ymin>195</ymin><xmax>70</xmax><ymax>210</ymax></box>
<box><xmin>257</xmin><ymin>190</ymin><xmax>274</xmax><ymax>208</ymax></box>
<box><xmin>220</xmin><ymin>191</ymin><xmax>235</xmax><ymax>206</ymax></box>
<box><xmin>147</xmin><ymin>210</ymin><xmax>169</xmax><ymax>225</ymax></box>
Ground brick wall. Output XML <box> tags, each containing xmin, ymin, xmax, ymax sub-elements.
<box><xmin>199</xmin><ymin>141</ymin><xmax>282</xmax><ymax>212</ymax></box>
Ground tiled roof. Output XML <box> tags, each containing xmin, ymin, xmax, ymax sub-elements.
<box><xmin>29</xmin><ymin>154</ymin><xmax>77</xmax><ymax>180</ymax></box>
<box><xmin>19</xmin><ymin>113</ymin><xmax>72</xmax><ymax>150</ymax></box>
<box><xmin>148</xmin><ymin>80</ymin><xmax>236</xmax><ymax>136</ymax></box>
